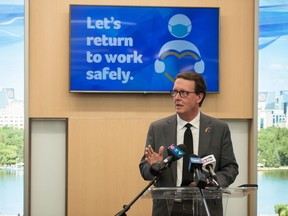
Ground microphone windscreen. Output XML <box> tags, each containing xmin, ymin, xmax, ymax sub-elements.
<box><xmin>177</xmin><ymin>144</ymin><xmax>187</xmax><ymax>152</ymax></box>
<box><xmin>201</xmin><ymin>154</ymin><xmax>216</xmax><ymax>170</ymax></box>
<box><xmin>188</xmin><ymin>154</ymin><xmax>202</xmax><ymax>173</ymax></box>
<box><xmin>167</xmin><ymin>144</ymin><xmax>186</xmax><ymax>161</ymax></box>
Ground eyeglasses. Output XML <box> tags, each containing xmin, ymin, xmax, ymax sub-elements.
<box><xmin>170</xmin><ymin>90</ymin><xmax>196</xmax><ymax>98</ymax></box>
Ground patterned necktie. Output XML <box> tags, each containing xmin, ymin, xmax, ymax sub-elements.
<box><xmin>182</xmin><ymin>123</ymin><xmax>194</xmax><ymax>186</ymax></box>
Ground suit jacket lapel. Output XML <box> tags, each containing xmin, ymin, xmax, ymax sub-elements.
<box><xmin>164</xmin><ymin>115</ymin><xmax>177</xmax><ymax>184</ymax></box>
<box><xmin>199</xmin><ymin>113</ymin><xmax>212</xmax><ymax>157</ymax></box>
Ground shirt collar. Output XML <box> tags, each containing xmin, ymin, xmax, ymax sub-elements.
<box><xmin>177</xmin><ymin>112</ymin><xmax>200</xmax><ymax>129</ymax></box>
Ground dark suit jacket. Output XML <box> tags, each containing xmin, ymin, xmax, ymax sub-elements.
<box><xmin>139</xmin><ymin>113</ymin><xmax>239</xmax><ymax>216</ymax></box>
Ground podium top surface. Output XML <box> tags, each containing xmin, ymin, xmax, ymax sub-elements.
<box><xmin>142</xmin><ymin>186</ymin><xmax>257</xmax><ymax>200</ymax></box>
<box><xmin>221</xmin><ymin>186</ymin><xmax>257</xmax><ymax>198</ymax></box>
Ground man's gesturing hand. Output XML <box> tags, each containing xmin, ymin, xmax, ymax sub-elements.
<box><xmin>145</xmin><ymin>145</ymin><xmax>164</xmax><ymax>165</ymax></box>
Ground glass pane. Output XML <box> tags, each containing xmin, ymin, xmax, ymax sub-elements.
<box><xmin>0</xmin><ymin>0</ymin><xmax>24</xmax><ymax>215</ymax></box>
<box><xmin>258</xmin><ymin>1</ymin><xmax>288</xmax><ymax>215</ymax></box>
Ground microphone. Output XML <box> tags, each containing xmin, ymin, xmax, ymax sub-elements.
<box><xmin>201</xmin><ymin>154</ymin><xmax>219</xmax><ymax>186</ymax></box>
<box><xmin>150</xmin><ymin>144</ymin><xmax>186</xmax><ymax>176</ymax></box>
<box><xmin>164</xmin><ymin>144</ymin><xmax>186</xmax><ymax>165</ymax></box>
<box><xmin>188</xmin><ymin>154</ymin><xmax>207</xmax><ymax>188</ymax></box>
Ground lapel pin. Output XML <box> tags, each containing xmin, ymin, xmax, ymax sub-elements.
<box><xmin>205</xmin><ymin>127</ymin><xmax>211</xmax><ymax>133</ymax></box>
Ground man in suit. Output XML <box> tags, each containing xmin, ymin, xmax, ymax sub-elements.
<box><xmin>139</xmin><ymin>71</ymin><xmax>239</xmax><ymax>216</ymax></box>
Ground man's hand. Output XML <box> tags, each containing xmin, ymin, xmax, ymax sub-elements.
<box><xmin>145</xmin><ymin>145</ymin><xmax>164</xmax><ymax>165</ymax></box>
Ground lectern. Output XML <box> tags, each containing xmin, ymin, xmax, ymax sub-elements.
<box><xmin>142</xmin><ymin>186</ymin><xmax>257</xmax><ymax>216</ymax></box>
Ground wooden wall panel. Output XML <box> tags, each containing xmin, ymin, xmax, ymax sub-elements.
<box><xmin>68</xmin><ymin>117</ymin><xmax>154</xmax><ymax>215</ymax></box>
<box><xmin>29</xmin><ymin>0</ymin><xmax>254</xmax><ymax>119</ymax></box>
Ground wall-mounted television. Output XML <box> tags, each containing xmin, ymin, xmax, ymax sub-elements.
<box><xmin>70</xmin><ymin>5</ymin><xmax>219</xmax><ymax>93</ymax></box>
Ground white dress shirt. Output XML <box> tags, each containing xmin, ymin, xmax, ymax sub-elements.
<box><xmin>176</xmin><ymin>112</ymin><xmax>200</xmax><ymax>186</ymax></box>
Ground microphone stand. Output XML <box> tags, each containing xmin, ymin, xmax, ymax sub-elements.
<box><xmin>115</xmin><ymin>175</ymin><xmax>159</xmax><ymax>216</ymax></box>
<box><xmin>115</xmin><ymin>145</ymin><xmax>185</xmax><ymax>216</ymax></box>
<box><xmin>193</xmin><ymin>167</ymin><xmax>211</xmax><ymax>216</ymax></box>
<box><xmin>198</xmin><ymin>187</ymin><xmax>211</xmax><ymax>216</ymax></box>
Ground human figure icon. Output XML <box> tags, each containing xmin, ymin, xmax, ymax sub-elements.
<box><xmin>154</xmin><ymin>14</ymin><xmax>205</xmax><ymax>82</ymax></box>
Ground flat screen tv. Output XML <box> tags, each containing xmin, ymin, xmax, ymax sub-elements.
<box><xmin>70</xmin><ymin>5</ymin><xmax>219</xmax><ymax>93</ymax></box>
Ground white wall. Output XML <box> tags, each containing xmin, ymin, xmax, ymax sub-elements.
<box><xmin>224</xmin><ymin>120</ymin><xmax>250</xmax><ymax>216</ymax></box>
<box><xmin>30</xmin><ymin>119</ymin><xmax>67</xmax><ymax>216</ymax></box>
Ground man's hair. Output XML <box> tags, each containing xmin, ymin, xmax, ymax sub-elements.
<box><xmin>176</xmin><ymin>72</ymin><xmax>207</xmax><ymax>107</ymax></box>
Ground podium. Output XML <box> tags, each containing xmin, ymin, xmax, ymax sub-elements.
<box><xmin>142</xmin><ymin>186</ymin><xmax>257</xmax><ymax>216</ymax></box>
